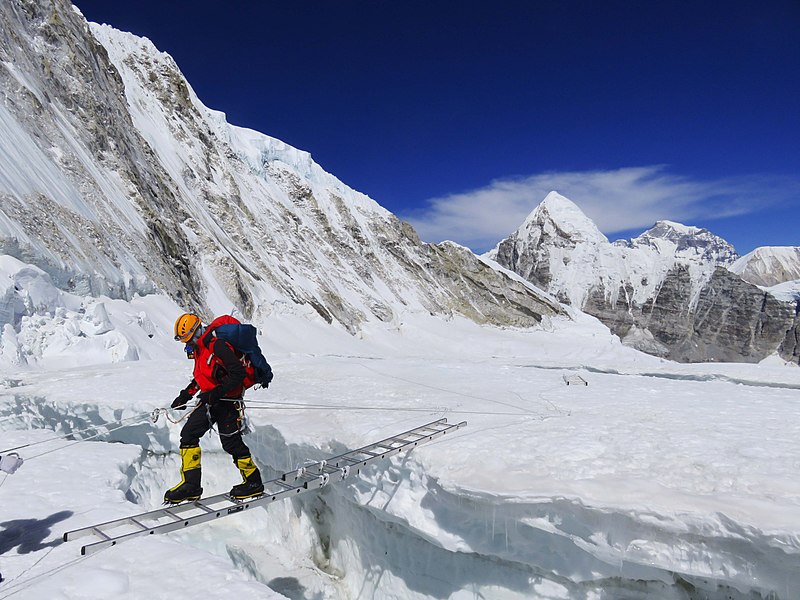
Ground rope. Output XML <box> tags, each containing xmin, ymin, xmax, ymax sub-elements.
<box><xmin>0</xmin><ymin>547</ymin><xmax>56</xmax><ymax>593</ymax></box>
<box><xmin>0</xmin><ymin>547</ymin><xmax>108</xmax><ymax>600</ymax></box>
<box><xmin>151</xmin><ymin>402</ymin><xmax>203</xmax><ymax>425</ymax></box>
<box><xmin>241</xmin><ymin>400</ymin><xmax>527</xmax><ymax>417</ymax></box>
<box><xmin>355</xmin><ymin>362</ymin><xmax>547</xmax><ymax>417</ymax></box>
<box><xmin>0</xmin><ymin>411</ymin><xmax>153</xmax><ymax>455</ymax></box>
<box><xmin>23</xmin><ymin>416</ymin><xmax>153</xmax><ymax>461</ymax></box>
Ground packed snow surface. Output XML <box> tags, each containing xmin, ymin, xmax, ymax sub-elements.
<box><xmin>1</xmin><ymin>258</ymin><xmax>798</xmax><ymax>599</ymax></box>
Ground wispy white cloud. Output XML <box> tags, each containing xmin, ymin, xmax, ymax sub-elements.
<box><xmin>400</xmin><ymin>166</ymin><xmax>800</xmax><ymax>252</ymax></box>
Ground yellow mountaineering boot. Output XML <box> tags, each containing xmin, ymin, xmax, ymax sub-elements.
<box><xmin>229</xmin><ymin>456</ymin><xmax>264</xmax><ymax>500</ymax></box>
<box><xmin>164</xmin><ymin>446</ymin><xmax>203</xmax><ymax>504</ymax></box>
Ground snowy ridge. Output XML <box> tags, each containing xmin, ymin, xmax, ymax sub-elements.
<box><xmin>488</xmin><ymin>192</ymin><xmax>799</xmax><ymax>363</ymax></box>
<box><xmin>488</xmin><ymin>193</ymin><xmax>736</xmax><ymax>310</ymax></box>
<box><xmin>1</xmin><ymin>2</ymin><xmax>560</xmax><ymax>338</ymax></box>
<box><xmin>518</xmin><ymin>191</ymin><xmax>608</xmax><ymax>245</ymax></box>
<box><xmin>729</xmin><ymin>246</ymin><xmax>800</xmax><ymax>288</ymax></box>
<box><xmin>765</xmin><ymin>279</ymin><xmax>800</xmax><ymax>304</ymax></box>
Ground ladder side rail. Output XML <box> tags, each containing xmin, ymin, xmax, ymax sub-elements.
<box><xmin>337</xmin><ymin>419</ymin><xmax>448</xmax><ymax>460</ymax></box>
<box><xmin>329</xmin><ymin>420</ymin><xmax>465</xmax><ymax>471</ymax></box>
<box><xmin>69</xmin><ymin>419</ymin><xmax>468</xmax><ymax>553</ymax></box>
<box><xmin>63</xmin><ymin>492</ymin><xmax>234</xmax><ymax>542</ymax></box>
<box><xmin>79</xmin><ymin>487</ymin><xmax>298</xmax><ymax>556</ymax></box>
<box><xmin>325</xmin><ymin>421</ymin><xmax>464</xmax><ymax>481</ymax></box>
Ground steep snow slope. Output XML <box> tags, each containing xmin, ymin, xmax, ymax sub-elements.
<box><xmin>729</xmin><ymin>246</ymin><xmax>800</xmax><ymax>287</ymax></box>
<box><xmin>0</xmin><ymin>0</ymin><xmax>561</xmax><ymax>337</ymax></box>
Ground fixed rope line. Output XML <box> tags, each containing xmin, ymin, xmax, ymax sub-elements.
<box><xmin>0</xmin><ymin>547</ymin><xmax>57</xmax><ymax>596</ymax></box>
<box><xmin>23</xmin><ymin>416</ymin><xmax>154</xmax><ymax>461</ymax></box>
<box><xmin>150</xmin><ymin>402</ymin><xmax>203</xmax><ymax>425</ymax></box>
<box><xmin>0</xmin><ymin>547</ymin><xmax>109</xmax><ymax>600</ymax></box>
<box><xmin>242</xmin><ymin>401</ymin><xmax>531</xmax><ymax>417</ymax></box>
<box><xmin>355</xmin><ymin>361</ymin><xmax>549</xmax><ymax>417</ymax></box>
<box><xmin>0</xmin><ymin>411</ymin><xmax>152</xmax><ymax>455</ymax></box>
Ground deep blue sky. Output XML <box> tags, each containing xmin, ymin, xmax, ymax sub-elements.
<box><xmin>74</xmin><ymin>1</ymin><xmax>799</xmax><ymax>253</ymax></box>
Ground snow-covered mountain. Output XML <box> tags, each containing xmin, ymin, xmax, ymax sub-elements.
<box><xmin>2</xmin><ymin>3</ymin><xmax>800</xmax><ymax>598</ymax></box>
<box><xmin>729</xmin><ymin>246</ymin><xmax>800</xmax><ymax>288</ymax></box>
<box><xmin>487</xmin><ymin>192</ymin><xmax>797</xmax><ymax>362</ymax></box>
<box><xmin>0</xmin><ymin>0</ymin><xmax>562</xmax><ymax>351</ymax></box>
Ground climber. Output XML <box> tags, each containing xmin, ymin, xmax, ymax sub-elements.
<box><xmin>164</xmin><ymin>313</ymin><xmax>267</xmax><ymax>504</ymax></box>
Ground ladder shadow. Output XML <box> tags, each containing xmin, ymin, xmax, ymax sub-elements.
<box><xmin>0</xmin><ymin>511</ymin><xmax>73</xmax><ymax>555</ymax></box>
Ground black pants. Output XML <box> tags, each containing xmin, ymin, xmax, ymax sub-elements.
<box><xmin>180</xmin><ymin>400</ymin><xmax>250</xmax><ymax>459</ymax></box>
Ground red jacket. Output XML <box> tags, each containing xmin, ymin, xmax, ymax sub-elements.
<box><xmin>186</xmin><ymin>316</ymin><xmax>255</xmax><ymax>398</ymax></box>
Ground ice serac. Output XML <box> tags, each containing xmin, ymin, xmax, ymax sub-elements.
<box><xmin>490</xmin><ymin>193</ymin><xmax>798</xmax><ymax>363</ymax></box>
<box><xmin>0</xmin><ymin>0</ymin><xmax>563</xmax><ymax>333</ymax></box>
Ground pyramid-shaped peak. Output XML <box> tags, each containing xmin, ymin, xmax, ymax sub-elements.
<box><xmin>537</xmin><ymin>190</ymin><xmax>583</xmax><ymax>214</ymax></box>
<box><xmin>521</xmin><ymin>191</ymin><xmax>606</xmax><ymax>243</ymax></box>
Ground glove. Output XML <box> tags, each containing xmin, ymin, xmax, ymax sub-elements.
<box><xmin>261</xmin><ymin>370</ymin><xmax>273</xmax><ymax>388</ymax></box>
<box><xmin>171</xmin><ymin>389</ymin><xmax>193</xmax><ymax>410</ymax></box>
<box><xmin>197</xmin><ymin>386</ymin><xmax>223</xmax><ymax>406</ymax></box>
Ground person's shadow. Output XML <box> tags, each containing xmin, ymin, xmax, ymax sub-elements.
<box><xmin>0</xmin><ymin>511</ymin><xmax>73</xmax><ymax>555</ymax></box>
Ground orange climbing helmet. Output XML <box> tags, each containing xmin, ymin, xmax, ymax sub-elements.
<box><xmin>174</xmin><ymin>313</ymin><xmax>202</xmax><ymax>343</ymax></box>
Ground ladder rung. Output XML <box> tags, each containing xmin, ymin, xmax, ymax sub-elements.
<box><xmin>356</xmin><ymin>450</ymin><xmax>381</xmax><ymax>457</ymax></box>
<box><xmin>274</xmin><ymin>480</ymin><xmax>298</xmax><ymax>490</ymax></box>
<box><xmin>417</xmin><ymin>426</ymin><xmax>441</xmax><ymax>433</ymax></box>
<box><xmin>128</xmin><ymin>518</ymin><xmax>148</xmax><ymax>530</ymax></box>
<box><xmin>92</xmin><ymin>527</ymin><xmax>111</xmax><ymax>541</ymax></box>
<box><xmin>378</xmin><ymin>438</ymin><xmax>406</xmax><ymax>447</ymax></box>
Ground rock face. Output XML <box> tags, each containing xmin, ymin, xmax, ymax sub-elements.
<box><xmin>0</xmin><ymin>0</ymin><xmax>564</xmax><ymax>334</ymax></box>
<box><xmin>779</xmin><ymin>308</ymin><xmax>800</xmax><ymax>364</ymax></box>
<box><xmin>673</xmin><ymin>267</ymin><xmax>795</xmax><ymax>362</ymax></box>
<box><xmin>489</xmin><ymin>192</ymin><xmax>797</xmax><ymax>363</ymax></box>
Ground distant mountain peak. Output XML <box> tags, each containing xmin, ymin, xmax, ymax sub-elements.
<box><xmin>648</xmin><ymin>220</ymin><xmax>704</xmax><ymax>236</ymax></box>
<box><xmin>631</xmin><ymin>220</ymin><xmax>737</xmax><ymax>265</ymax></box>
<box><xmin>729</xmin><ymin>246</ymin><xmax>800</xmax><ymax>287</ymax></box>
<box><xmin>521</xmin><ymin>191</ymin><xmax>607</xmax><ymax>244</ymax></box>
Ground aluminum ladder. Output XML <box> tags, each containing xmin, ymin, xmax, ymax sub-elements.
<box><xmin>63</xmin><ymin>418</ymin><xmax>466</xmax><ymax>555</ymax></box>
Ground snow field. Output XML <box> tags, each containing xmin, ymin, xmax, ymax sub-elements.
<box><xmin>1</xmin><ymin>260</ymin><xmax>798</xmax><ymax>598</ymax></box>
<box><xmin>2</xmin><ymin>322</ymin><xmax>799</xmax><ymax>598</ymax></box>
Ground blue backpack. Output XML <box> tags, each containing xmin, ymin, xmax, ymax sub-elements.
<box><xmin>212</xmin><ymin>323</ymin><xmax>273</xmax><ymax>388</ymax></box>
